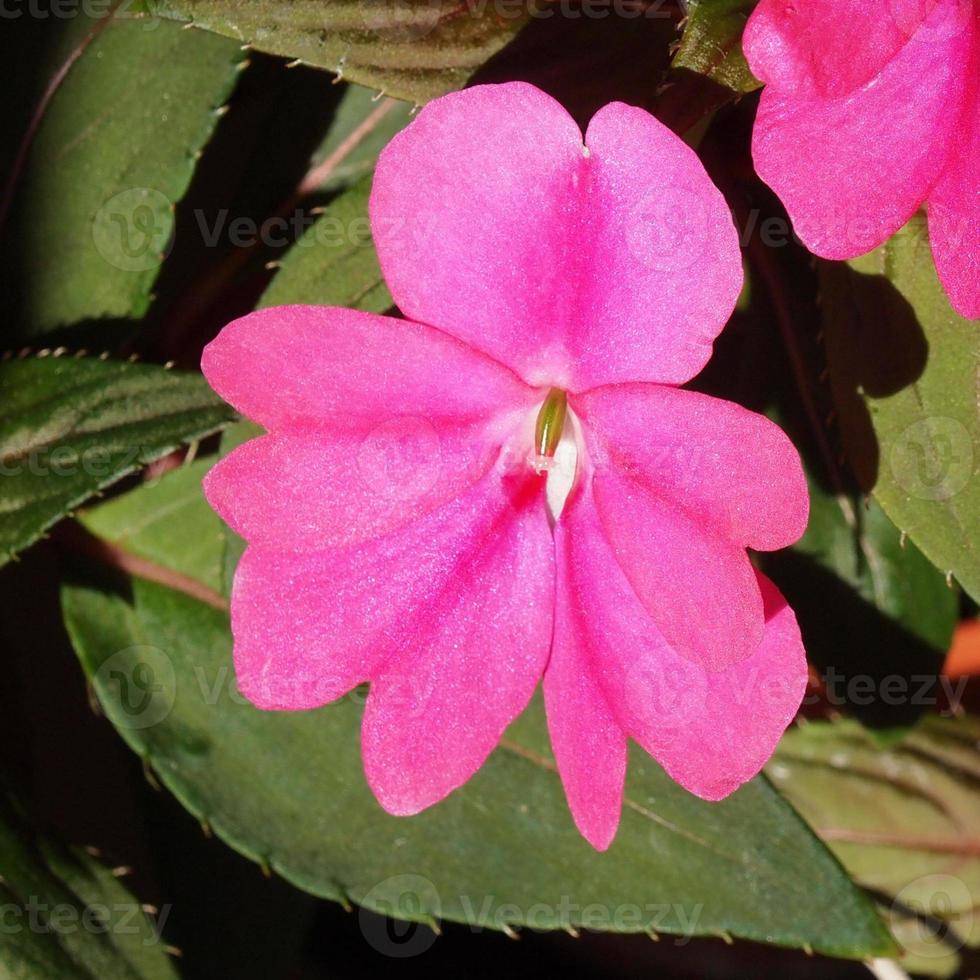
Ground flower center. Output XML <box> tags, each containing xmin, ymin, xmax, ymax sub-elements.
<box><xmin>529</xmin><ymin>387</ymin><xmax>577</xmax><ymax>521</ymax></box>
<box><xmin>533</xmin><ymin>387</ymin><xmax>567</xmax><ymax>462</ymax></box>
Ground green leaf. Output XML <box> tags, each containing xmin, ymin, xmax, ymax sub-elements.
<box><xmin>61</xmin><ymin>463</ymin><xmax>893</xmax><ymax>959</ymax></box>
<box><xmin>304</xmin><ymin>85</ymin><xmax>413</xmax><ymax>197</ymax></box>
<box><xmin>795</xmin><ymin>483</ymin><xmax>955</xmax><ymax>656</ymax></box>
<box><xmin>672</xmin><ymin>0</ymin><xmax>759</xmax><ymax>94</ymax></box>
<box><xmin>260</xmin><ymin>175</ymin><xmax>392</xmax><ymax>310</ymax></box>
<box><xmin>821</xmin><ymin>216</ymin><xmax>980</xmax><ymax>602</ymax></box>
<box><xmin>260</xmin><ymin>86</ymin><xmax>409</xmax><ymax>310</ymax></box>
<box><xmin>143</xmin><ymin>0</ymin><xmax>537</xmax><ymax>104</ymax></box>
<box><xmin>0</xmin><ymin>357</ymin><xmax>235</xmax><ymax>565</ymax></box>
<box><xmin>79</xmin><ymin>458</ymin><xmax>226</xmax><ymax>596</ymax></box>
<box><xmin>6</xmin><ymin>16</ymin><xmax>244</xmax><ymax>338</ymax></box>
<box><xmin>0</xmin><ymin>793</ymin><xmax>177</xmax><ymax>980</ymax></box>
<box><xmin>772</xmin><ymin>717</ymin><xmax>980</xmax><ymax>975</ymax></box>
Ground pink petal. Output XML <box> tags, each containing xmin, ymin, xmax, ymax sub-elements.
<box><xmin>589</xmin><ymin>467</ymin><xmax>764</xmax><ymax>672</ymax></box>
<box><xmin>561</xmin><ymin>489</ymin><xmax>807</xmax><ymax>800</ymax></box>
<box><xmin>231</xmin><ymin>545</ymin><xmax>386</xmax><ymax>709</ymax></box>
<box><xmin>747</xmin><ymin>0</ymin><xmax>974</xmax><ymax>259</ymax></box>
<box><xmin>643</xmin><ymin>572</ymin><xmax>807</xmax><ymax>800</ymax></box>
<box><xmin>743</xmin><ymin>0</ymin><xmax>929</xmax><ymax>99</ymax></box>
<box><xmin>544</xmin><ymin>508</ymin><xmax>627</xmax><ymax>850</ymax></box>
<box><xmin>230</xmin><ymin>467</ymin><xmax>551</xmax><ymax>714</ymax></box>
<box><xmin>361</xmin><ymin>472</ymin><xmax>554</xmax><ymax>815</ymax></box>
<box><xmin>204</xmin><ymin>423</ymin><xmax>501</xmax><ymax>552</ymax></box>
<box><xmin>573</xmin><ymin>384</ymin><xmax>808</xmax><ymax>551</ymax></box>
<box><xmin>201</xmin><ymin>305</ymin><xmax>534</xmax><ymax>431</ymax></box>
<box><xmin>370</xmin><ymin>82</ymin><xmax>587</xmax><ymax>390</ymax></box>
<box><xmin>371</xmin><ymin>83</ymin><xmax>742</xmax><ymax>390</ymax></box>
<box><xmin>202</xmin><ymin>305</ymin><xmax>537</xmax><ymax>549</ymax></box>
<box><xmin>927</xmin><ymin>30</ymin><xmax>980</xmax><ymax>320</ymax></box>
<box><xmin>574</xmin><ymin>102</ymin><xmax>743</xmax><ymax>388</ymax></box>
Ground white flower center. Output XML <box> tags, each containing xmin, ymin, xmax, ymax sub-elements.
<box><xmin>543</xmin><ymin>429</ymin><xmax>578</xmax><ymax>521</ymax></box>
<box><xmin>527</xmin><ymin>389</ymin><xmax>579</xmax><ymax>522</ymax></box>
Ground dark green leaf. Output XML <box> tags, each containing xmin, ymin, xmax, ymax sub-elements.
<box><xmin>79</xmin><ymin>458</ymin><xmax>225</xmax><ymax>596</ymax></box>
<box><xmin>673</xmin><ymin>0</ymin><xmax>759</xmax><ymax>94</ymax></box>
<box><xmin>260</xmin><ymin>175</ymin><xmax>392</xmax><ymax>310</ymax></box>
<box><xmin>798</xmin><ymin>490</ymin><xmax>955</xmax><ymax>655</ymax></box>
<box><xmin>0</xmin><ymin>357</ymin><xmax>235</xmax><ymax>565</ymax></box>
<box><xmin>305</xmin><ymin>85</ymin><xmax>413</xmax><ymax>197</ymax></box>
<box><xmin>144</xmin><ymin>0</ymin><xmax>538</xmax><ymax>104</ymax></box>
<box><xmin>5</xmin><ymin>17</ymin><xmax>244</xmax><ymax>338</ymax></box>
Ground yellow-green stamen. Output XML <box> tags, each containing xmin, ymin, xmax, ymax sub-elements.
<box><xmin>534</xmin><ymin>388</ymin><xmax>568</xmax><ymax>460</ymax></box>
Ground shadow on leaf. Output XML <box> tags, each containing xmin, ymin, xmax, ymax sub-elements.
<box><xmin>821</xmin><ymin>262</ymin><xmax>929</xmax><ymax>492</ymax></box>
<box><xmin>761</xmin><ymin>549</ymin><xmax>946</xmax><ymax>730</ymax></box>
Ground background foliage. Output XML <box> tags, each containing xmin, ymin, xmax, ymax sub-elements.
<box><xmin>1</xmin><ymin>1</ymin><xmax>978</xmax><ymax>977</ymax></box>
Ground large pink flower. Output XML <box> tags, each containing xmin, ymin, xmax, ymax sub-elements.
<box><xmin>744</xmin><ymin>0</ymin><xmax>979</xmax><ymax>319</ymax></box>
<box><xmin>201</xmin><ymin>83</ymin><xmax>809</xmax><ymax>850</ymax></box>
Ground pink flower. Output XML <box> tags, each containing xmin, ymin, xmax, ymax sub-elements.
<box><xmin>201</xmin><ymin>83</ymin><xmax>809</xmax><ymax>850</ymax></box>
<box><xmin>744</xmin><ymin>0</ymin><xmax>980</xmax><ymax>319</ymax></box>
